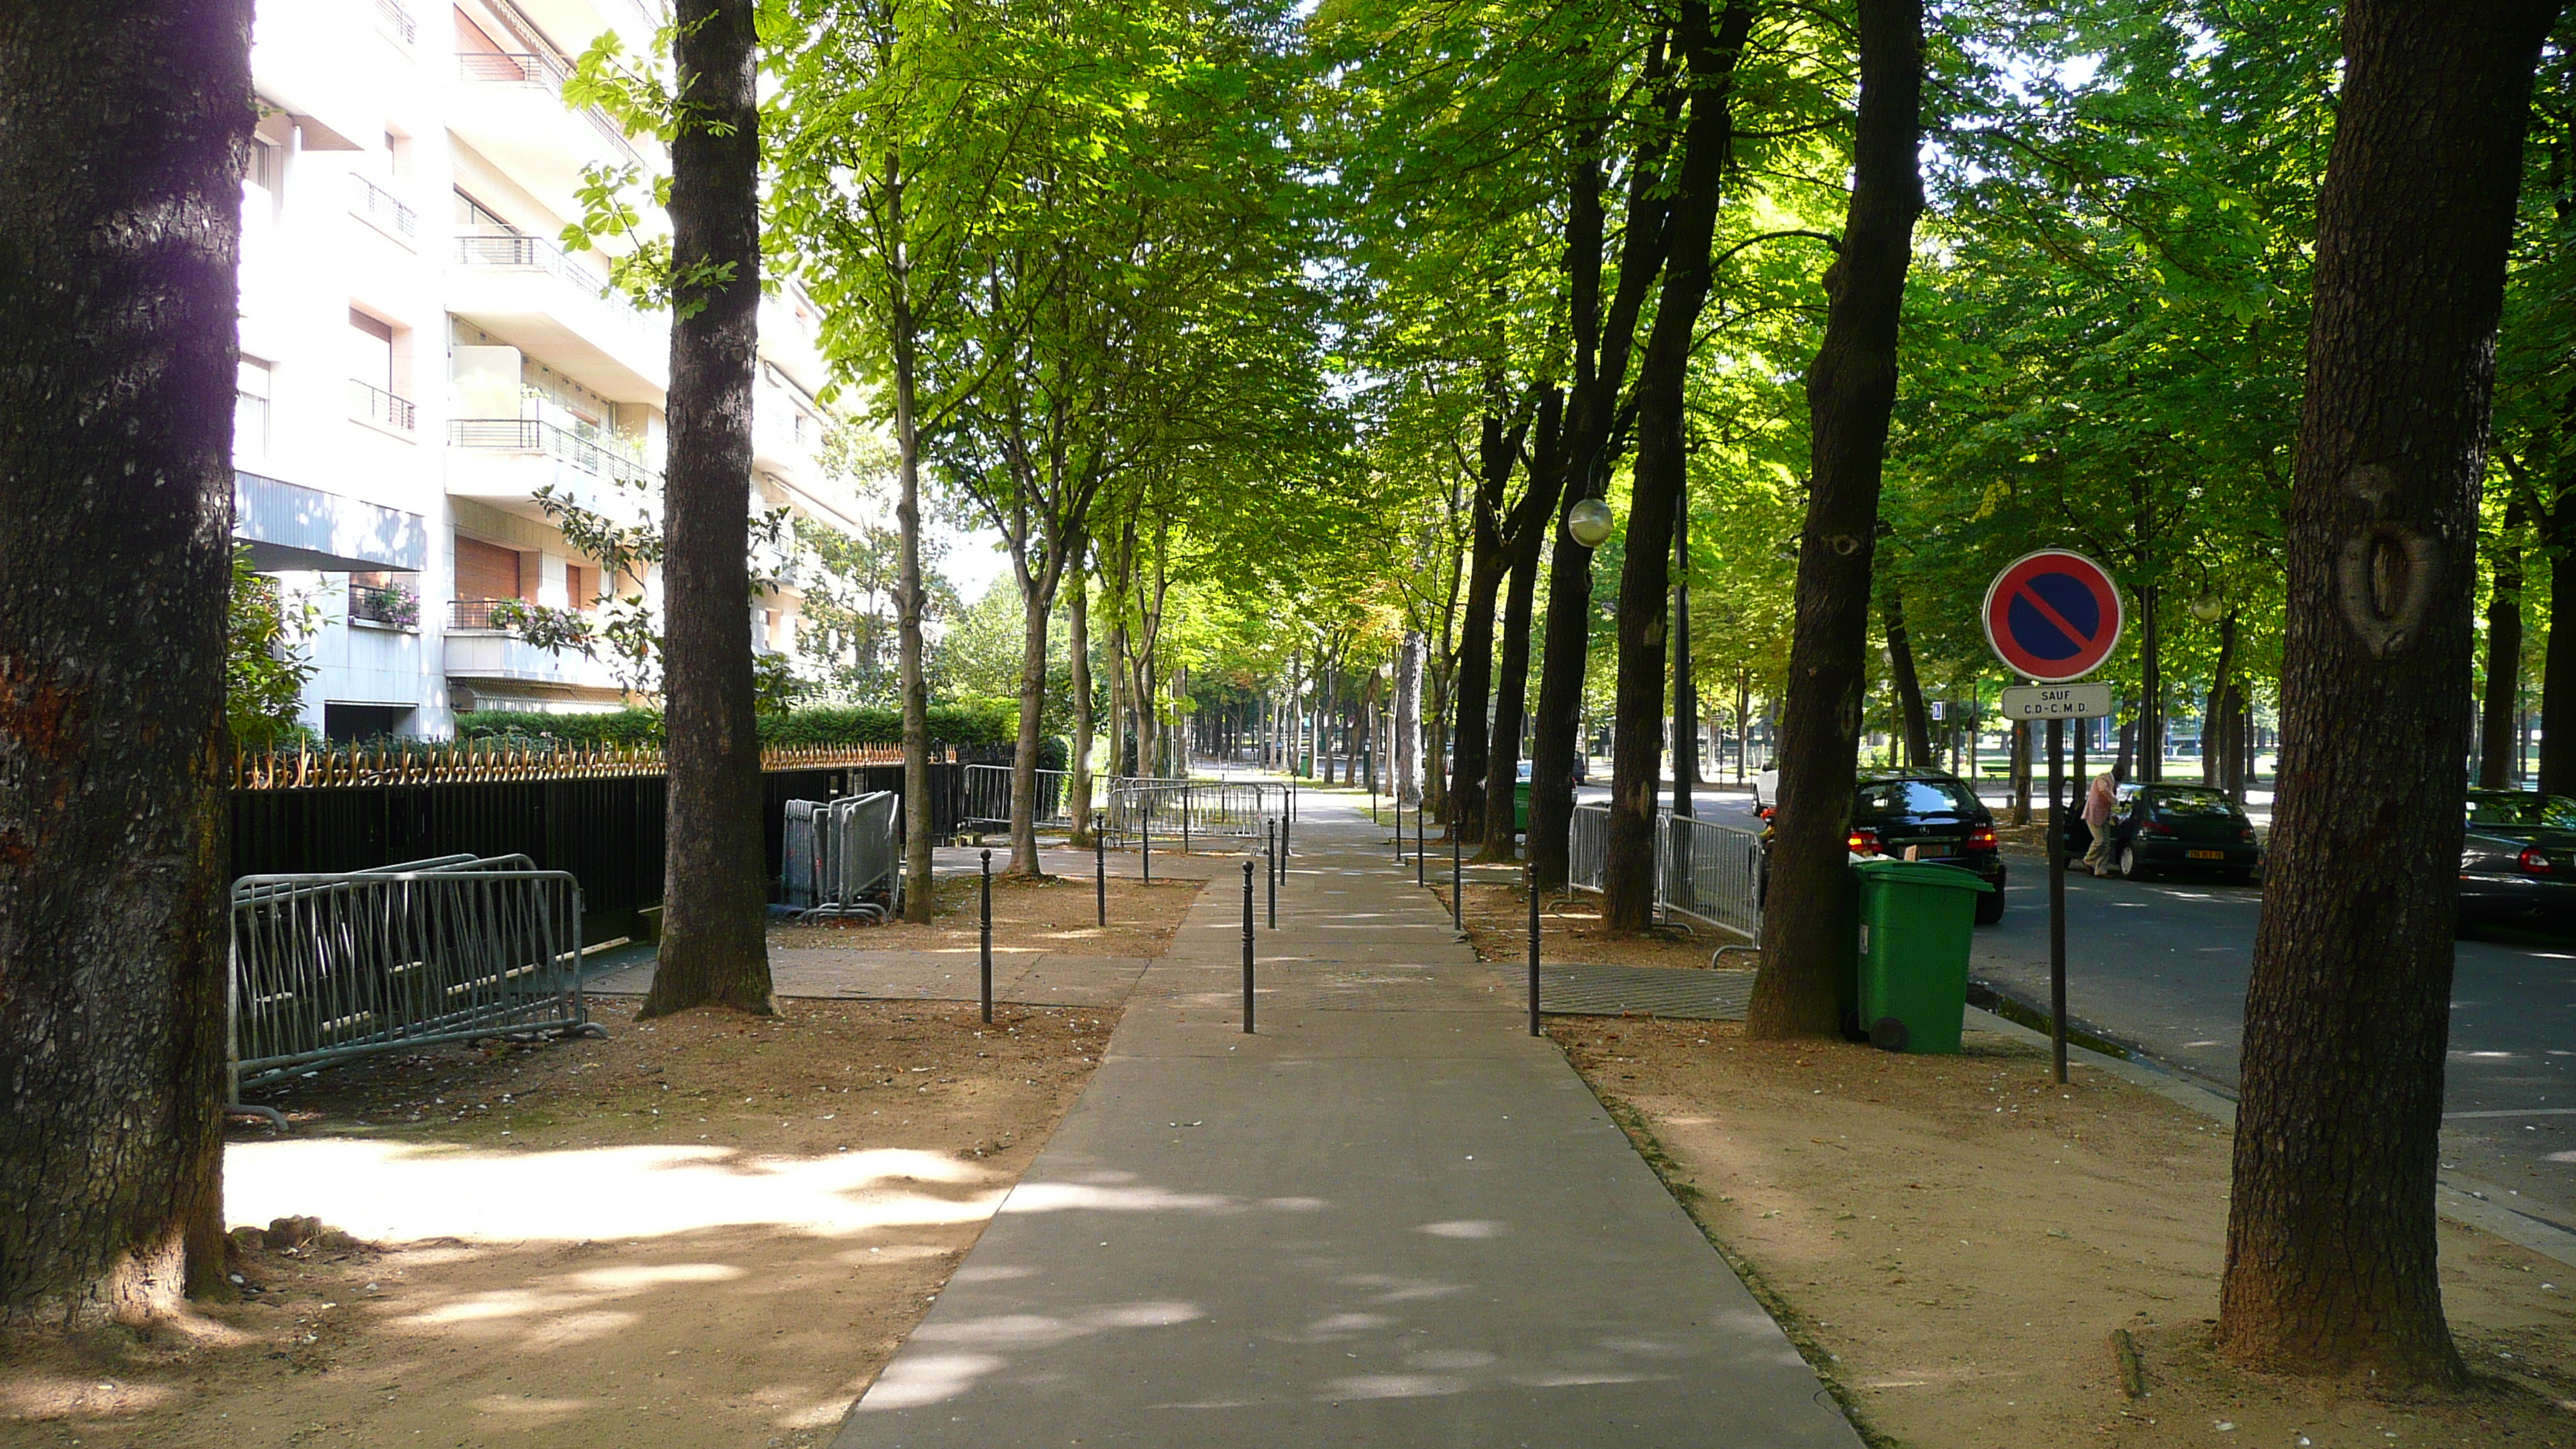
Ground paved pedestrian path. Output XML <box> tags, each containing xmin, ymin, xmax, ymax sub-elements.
<box><xmin>831</xmin><ymin>795</ymin><xmax>1860</xmax><ymax>1447</ymax></box>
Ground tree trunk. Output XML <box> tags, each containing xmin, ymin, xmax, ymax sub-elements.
<box><xmin>2009</xmin><ymin>721</ymin><xmax>2032</xmax><ymax>824</ymax></box>
<box><xmin>2138</xmin><ymin>584</ymin><xmax>2163</xmax><ymax>783</ymax></box>
<box><xmin>1603</xmin><ymin>0</ymin><xmax>1756</xmax><ymax>931</ymax></box>
<box><xmin>2539</xmin><ymin>518</ymin><xmax>2576</xmax><ymax>795</ymax></box>
<box><xmin>2218</xmin><ymin>0</ymin><xmax>2557</xmax><ymax>1384</ymax></box>
<box><xmin>1397</xmin><ymin>632</ymin><xmax>1423</xmax><ymax>806</ymax></box>
<box><xmin>1482</xmin><ymin>389</ymin><xmax>1567</xmax><ymax>860</ymax></box>
<box><xmin>0</xmin><ymin>0</ymin><xmax>248</xmax><ymax>1328</ymax></box>
<box><xmin>642</xmin><ymin>0</ymin><xmax>772</xmax><ymax>1016</ymax></box>
<box><xmin>2481</xmin><ymin>523</ymin><xmax>2523</xmax><ymax>787</ymax></box>
<box><xmin>1451</xmin><ymin>408</ymin><xmax>1516</xmax><ymax>838</ymax></box>
<box><xmin>1883</xmin><ymin>588</ymin><xmax>1931</xmax><ymax>766</ymax></box>
<box><xmin>1008</xmin><ymin>574</ymin><xmax>1050</xmax><ymax>875</ymax></box>
<box><xmin>1069</xmin><ymin>570</ymin><xmax>1095</xmax><ymax>840</ymax></box>
<box><xmin>1672</xmin><ymin>482</ymin><xmax>1697</xmax><ymax>815</ymax></box>
<box><xmin>1746</xmin><ymin>0</ymin><xmax>1923</xmax><ymax>1035</ymax></box>
<box><xmin>2204</xmin><ymin>614</ymin><xmax>2238</xmax><ymax>788</ymax></box>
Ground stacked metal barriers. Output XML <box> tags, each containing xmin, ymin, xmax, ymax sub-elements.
<box><xmin>784</xmin><ymin>790</ymin><xmax>902</xmax><ymax>921</ymax></box>
<box><xmin>961</xmin><ymin>764</ymin><xmax>1071</xmax><ymax>834</ymax></box>
<box><xmin>1564</xmin><ymin>803</ymin><xmax>1765</xmax><ymax>943</ymax></box>
<box><xmin>1105</xmin><ymin>777</ymin><xmax>1290</xmax><ymax>846</ymax></box>
<box><xmin>228</xmin><ymin>854</ymin><xmax>599</xmax><ymax>1125</ymax></box>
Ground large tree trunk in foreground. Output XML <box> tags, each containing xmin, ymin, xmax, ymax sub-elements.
<box><xmin>2218</xmin><ymin>0</ymin><xmax>2558</xmax><ymax>1384</ymax></box>
<box><xmin>2480</xmin><ymin>523</ymin><xmax>2523</xmax><ymax>787</ymax></box>
<box><xmin>1747</xmin><ymin>0</ymin><xmax>1923</xmax><ymax>1034</ymax></box>
<box><xmin>1482</xmin><ymin>390</ymin><xmax>1567</xmax><ymax>861</ymax></box>
<box><xmin>0</xmin><ymin>0</ymin><xmax>248</xmax><ymax>1327</ymax></box>
<box><xmin>646</xmin><ymin>0</ymin><xmax>772</xmax><ymax>1017</ymax></box>
<box><xmin>1603</xmin><ymin>0</ymin><xmax>1757</xmax><ymax>931</ymax></box>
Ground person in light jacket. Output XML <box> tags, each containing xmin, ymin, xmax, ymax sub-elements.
<box><xmin>2081</xmin><ymin>768</ymin><xmax>2121</xmax><ymax>875</ymax></box>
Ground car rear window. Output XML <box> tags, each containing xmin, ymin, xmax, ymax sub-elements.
<box><xmin>2146</xmin><ymin>788</ymin><xmax>2238</xmax><ymax>817</ymax></box>
<box><xmin>1855</xmin><ymin>779</ymin><xmax>1981</xmax><ymax>815</ymax></box>
<box><xmin>2468</xmin><ymin>793</ymin><xmax>2576</xmax><ymax>828</ymax></box>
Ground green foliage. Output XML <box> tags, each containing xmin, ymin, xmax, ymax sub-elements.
<box><xmin>454</xmin><ymin>699</ymin><xmax>1019</xmax><ymax>748</ymax></box>
<box><xmin>228</xmin><ymin>547</ymin><xmax>319</xmax><ymax>746</ymax></box>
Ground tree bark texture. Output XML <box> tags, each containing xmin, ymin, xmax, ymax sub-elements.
<box><xmin>1747</xmin><ymin>0</ymin><xmax>1923</xmax><ymax>1034</ymax></box>
<box><xmin>1449</xmin><ymin>391</ymin><xmax>1526</xmax><ymax>839</ymax></box>
<box><xmin>2481</xmin><ymin>526</ymin><xmax>2523</xmax><ymax>787</ymax></box>
<box><xmin>645</xmin><ymin>0</ymin><xmax>772</xmax><ymax>1017</ymax></box>
<box><xmin>0</xmin><ymin>0</ymin><xmax>250</xmax><ymax>1327</ymax></box>
<box><xmin>1883</xmin><ymin>588</ymin><xmax>1930</xmax><ymax>766</ymax></box>
<box><xmin>1602</xmin><ymin>0</ymin><xmax>1756</xmax><ymax>932</ymax></box>
<box><xmin>1481</xmin><ymin>389</ymin><xmax>1567</xmax><ymax>861</ymax></box>
<box><xmin>2203</xmin><ymin>615</ymin><xmax>2238</xmax><ymax>790</ymax></box>
<box><xmin>2218</xmin><ymin>0</ymin><xmax>2558</xmax><ymax>1384</ymax></box>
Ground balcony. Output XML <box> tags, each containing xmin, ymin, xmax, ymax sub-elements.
<box><xmin>233</xmin><ymin>470</ymin><xmax>429</xmax><ymax>574</ymax></box>
<box><xmin>350</xmin><ymin>379</ymin><xmax>416</xmax><ymax>433</ymax></box>
<box><xmin>450</xmin><ymin>52</ymin><xmax>650</xmax><ymax>210</ymax></box>
<box><xmin>446</xmin><ymin>417</ymin><xmax>659</xmax><ymax>527</ymax></box>
<box><xmin>348</xmin><ymin>175</ymin><xmax>417</xmax><ymax>244</ymax></box>
<box><xmin>373</xmin><ymin>0</ymin><xmax>415</xmax><ymax>46</ymax></box>
<box><xmin>349</xmin><ymin>581</ymin><xmax>420</xmax><ymax>631</ymax></box>
<box><xmin>448</xmin><ymin>234</ymin><xmax>667</xmax><ymax>401</ymax></box>
<box><xmin>443</xmin><ymin>604</ymin><xmax>629</xmax><ymax>703</ymax></box>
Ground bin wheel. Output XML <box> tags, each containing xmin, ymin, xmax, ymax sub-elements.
<box><xmin>1869</xmin><ymin>1016</ymin><xmax>1910</xmax><ymax>1053</ymax></box>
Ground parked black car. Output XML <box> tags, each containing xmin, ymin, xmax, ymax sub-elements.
<box><xmin>2458</xmin><ymin>790</ymin><xmax>2576</xmax><ymax>928</ymax></box>
<box><xmin>2072</xmin><ymin>783</ymin><xmax>2263</xmax><ymax>882</ymax></box>
<box><xmin>1846</xmin><ymin>769</ymin><xmax>2007</xmax><ymax>924</ymax></box>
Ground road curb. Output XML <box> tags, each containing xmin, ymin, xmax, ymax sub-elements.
<box><xmin>1964</xmin><ymin>1006</ymin><xmax>2576</xmax><ymax>1269</ymax></box>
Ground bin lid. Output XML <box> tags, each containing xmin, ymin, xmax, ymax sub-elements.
<box><xmin>1850</xmin><ymin>857</ymin><xmax>1994</xmax><ymax>892</ymax></box>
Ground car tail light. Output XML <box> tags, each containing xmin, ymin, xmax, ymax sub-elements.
<box><xmin>1847</xmin><ymin>827</ymin><xmax>1880</xmax><ymax>856</ymax></box>
<box><xmin>2139</xmin><ymin>820</ymin><xmax>2174</xmax><ymax>837</ymax></box>
<box><xmin>1967</xmin><ymin>824</ymin><xmax>1997</xmax><ymax>849</ymax></box>
<box><xmin>2521</xmin><ymin>845</ymin><xmax>2554</xmax><ymax>875</ymax></box>
<box><xmin>2238</xmin><ymin>827</ymin><xmax>2256</xmax><ymax>842</ymax></box>
<box><xmin>1757</xmin><ymin>805</ymin><xmax>1775</xmax><ymax>820</ymax></box>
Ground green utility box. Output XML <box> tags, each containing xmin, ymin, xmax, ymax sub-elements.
<box><xmin>1512</xmin><ymin>781</ymin><xmax>1530</xmax><ymax>833</ymax></box>
<box><xmin>1848</xmin><ymin>858</ymin><xmax>1992</xmax><ymax>1054</ymax></box>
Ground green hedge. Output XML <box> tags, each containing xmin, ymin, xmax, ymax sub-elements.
<box><xmin>454</xmin><ymin>702</ymin><xmax>1021</xmax><ymax>748</ymax></box>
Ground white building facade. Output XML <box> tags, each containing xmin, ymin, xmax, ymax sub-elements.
<box><xmin>236</xmin><ymin>0</ymin><xmax>854</xmax><ymax>739</ymax></box>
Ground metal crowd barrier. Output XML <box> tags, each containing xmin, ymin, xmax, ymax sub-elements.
<box><xmin>785</xmin><ymin>790</ymin><xmax>903</xmax><ymax>920</ymax></box>
<box><xmin>961</xmin><ymin>763</ymin><xmax>1071</xmax><ymax>832</ymax></box>
<box><xmin>1564</xmin><ymin>803</ymin><xmax>1764</xmax><ymax>942</ymax></box>
<box><xmin>229</xmin><ymin>854</ymin><xmax>598</xmax><ymax>1125</ymax></box>
<box><xmin>1105</xmin><ymin>778</ymin><xmax>1291</xmax><ymax>846</ymax></box>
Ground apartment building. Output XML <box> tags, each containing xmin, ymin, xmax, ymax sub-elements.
<box><xmin>235</xmin><ymin>0</ymin><xmax>858</xmax><ymax>739</ymax></box>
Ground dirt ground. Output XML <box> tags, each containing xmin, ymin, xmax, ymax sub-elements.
<box><xmin>770</xmin><ymin>867</ymin><xmax>1201</xmax><ymax>958</ymax></box>
<box><xmin>1556</xmin><ymin>1017</ymin><xmax>2576</xmax><ymax>1447</ymax></box>
<box><xmin>0</xmin><ymin>995</ymin><xmax>1121</xmax><ymax>1449</ymax></box>
<box><xmin>1441</xmin><ymin>878</ymin><xmax>1748</xmax><ymax>971</ymax></box>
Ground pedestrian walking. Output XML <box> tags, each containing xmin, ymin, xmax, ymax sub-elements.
<box><xmin>2081</xmin><ymin>767</ymin><xmax>2120</xmax><ymax>875</ymax></box>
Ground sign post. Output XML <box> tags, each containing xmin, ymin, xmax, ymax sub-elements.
<box><xmin>1983</xmin><ymin>550</ymin><xmax>2124</xmax><ymax>1086</ymax></box>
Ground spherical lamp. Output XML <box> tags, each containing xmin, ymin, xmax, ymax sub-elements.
<box><xmin>2188</xmin><ymin>594</ymin><xmax>2225</xmax><ymax>624</ymax></box>
<box><xmin>1566</xmin><ymin>497</ymin><xmax>1615</xmax><ymax>548</ymax></box>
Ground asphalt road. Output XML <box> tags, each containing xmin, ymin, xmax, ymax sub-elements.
<box><xmin>1971</xmin><ymin>857</ymin><xmax>2576</xmax><ymax>1233</ymax></box>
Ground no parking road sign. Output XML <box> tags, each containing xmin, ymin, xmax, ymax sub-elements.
<box><xmin>1982</xmin><ymin>550</ymin><xmax>2124</xmax><ymax>683</ymax></box>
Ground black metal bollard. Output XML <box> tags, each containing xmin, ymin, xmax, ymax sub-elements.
<box><xmin>1526</xmin><ymin>858</ymin><xmax>1541</xmax><ymax>1037</ymax></box>
<box><xmin>980</xmin><ymin>848</ymin><xmax>994</xmax><ymax>1025</ymax></box>
<box><xmin>1094</xmin><ymin>812</ymin><xmax>1107</xmax><ymax>927</ymax></box>
<box><xmin>1182</xmin><ymin>787</ymin><xmax>1192</xmax><ymax>855</ymax></box>
<box><xmin>1281</xmin><ymin>799</ymin><xmax>1292</xmax><ymax>859</ymax></box>
<box><xmin>1266</xmin><ymin>836</ymin><xmax>1278</xmax><ymax>930</ymax></box>
<box><xmin>1142</xmin><ymin>805</ymin><xmax>1153</xmax><ymax>883</ymax></box>
<box><xmin>1415</xmin><ymin>803</ymin><xmax>1426</xmax><ymax>887</ymax></box>
<box><xmin>1241</xmin><ymin>860</ymin><xmax>1256</xmax><ymax>1033</ymax></box>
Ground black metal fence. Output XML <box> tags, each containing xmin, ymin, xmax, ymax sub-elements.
<box><xmin>231</xmin><ymin>755</ymin><xmax>999</xmax><ymax>943</ymax></box>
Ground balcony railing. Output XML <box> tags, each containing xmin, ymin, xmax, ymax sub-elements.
<box><xmin>350</xmin><ymin>379</ymin><xmax>416</xmax><ymax>433</ymax></box>
<box><xmin>374</xmin><ymin>0</ymin><xmax>416</xmax><ymax>45</ymax></box>
<box><xmin>349</xmin><ymin>583</ymin><xmax>420</xmax><ymax>630</ymax></box>
<box><xmin>349</xmin><ymin>175</ymin><xmax>417</xmax><ymax>238</ymax></box>
<box><xmin>454</xmin><ymin>233</ymin><xmax>642</xmax><ymax>317</ymax></box>
<box><xmin>455</xmin><ymin>53</ymin><xmax>644</xmax><ymax>170</ymax></box>
<box><xmin>450</xmin><ymin>417</ymin><xmax>660</xmax><ymax>492</ymax></box>
<box><xmin>449</xmin><ymin>598</ymin><xmax>516</xmax><ymax>630</ymax></box>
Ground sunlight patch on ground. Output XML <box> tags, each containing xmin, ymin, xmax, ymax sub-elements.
<box><xmin>228</xmin><ymin>1139</ymin><xmax>999</xmax><ymax>1242</ymax></box>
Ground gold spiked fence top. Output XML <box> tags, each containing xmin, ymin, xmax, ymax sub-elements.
<box><xmin>232</xmin><ymin>739</ymin><xmax>935</xmax><ymax>790</ymax></box>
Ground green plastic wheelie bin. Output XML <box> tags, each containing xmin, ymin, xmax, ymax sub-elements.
<box><xmin>1848</xmin><ymin>858</ymin><xmax>1993</xmax><ymax>1053</ymax></box>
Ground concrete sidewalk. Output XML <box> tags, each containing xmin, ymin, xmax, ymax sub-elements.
<box><xmin>831</xmin><ymin>796</ymin><xmax>1862</xmax><ymax>1447</ymax></box>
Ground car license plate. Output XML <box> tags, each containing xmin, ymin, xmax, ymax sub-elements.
<box><xmin>2187</xmin><ymin>849</ymin><xmax>2223</xmax><ymax>860</ymax></box>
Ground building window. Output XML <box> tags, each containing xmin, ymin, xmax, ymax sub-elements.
<box><xmin>454</xmin><ymin>188</ymin><xmax>514</xmax><ymax>233</ymax></box>
<box><xmin>348</xmin><ymin>308</ymin><xmax>413</xmax><ymax>431</ymax></box>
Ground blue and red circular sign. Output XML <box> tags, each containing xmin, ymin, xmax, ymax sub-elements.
<box><xmin>1982</xmin><ymin>550</ymin><xmax>2123</xmax><ymax>682</ymax></box>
